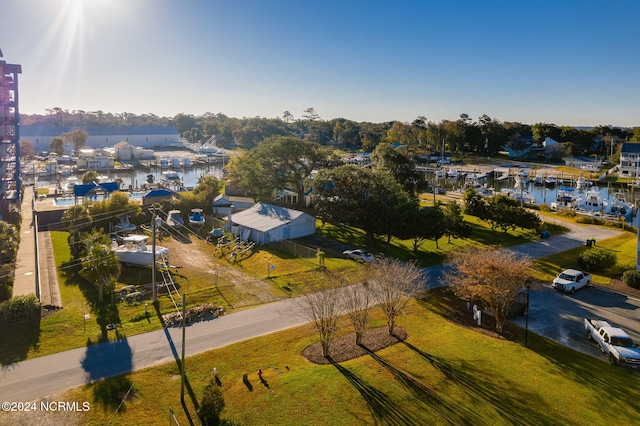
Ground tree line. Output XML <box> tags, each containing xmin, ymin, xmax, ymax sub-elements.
<box><xmin>21</xmin><ymin>108</ymin><xmax>639</xmax><ymax>157</ymax></box>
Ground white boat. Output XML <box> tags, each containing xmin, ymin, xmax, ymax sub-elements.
<box><xmin>476</xmin><ymin>184</ymin><xmax>495</xmax><ymax>197</ymax></box>
<box><xmin>167</xmin><ymin>210</ymin><xmax>184</xmax><ymax>227</ymax></box>
<box><xmin>516</xmin><ymin>170</ymin><xmax>529</xmax><ymax>185</ymax></box>
<box><xmin>551</xmin><ymin>188</ymin><xmax>581</xmax><ymax>210</ymax></box>
<box><xmin>533</xmin><ymin>174</ymin><xmax>544</xmax><ymax>186</ymax></box>
<box><xmin>112</xmin><ymin>235</ymin><xmax>169</xmax><ymax>267</ymax></box>
<box><xmin>607</xmin><ymin>192</ymin><xmax>634</xmax><ymax>220</ymax></box>
<box><xmin>499</xmin><ymin>188</ymin><xmax>535</xmax><ymax>204</ymax></box>
<box><xmin>435</xmin><ymin>169</ymin><xmax>445</xmax><ymax>178</ymax></box>
<box><xmin>580</xmin><ymin>188</ymin><xmax>607</xmax><ymax>211</ymax></box>
<box><xmin>159</xmin><ymin>158</ymin><xmax>169</xmax><ymax>169</ymax></box>
<box><xmin>463</xmin><ymin>172</ymin><xmax>488</xmax><ymax>189</ymax></box>
<box><xmin>170</xmin><ymin>158</ymin><xmax>181</xmax><ymax>168</ymax></box>
<box><xmin>544</xmin><ymin>176</ymin><xmax>557</xmax><ymax>187</ymax></box>
<box><xmin>38</xmin><ymin>160</ymin><xmax>59</xmax><ymax>178</ymax></box>
<box><xmin>182</xmin><ymin>157</ymin><xmax>193</xmax><ymax>168</ymax></box>
<box><xmin>162</xmin><ymin>171</ymin><xmax>181</xmax><ymax>181</ymax></box>
<box><xmin>189</xmin><ymin>208</ymin><xmax>205</xmax><ymax>227</ymax></box>
<box><xmin>576</xmin><ymin>176</ymin><xmax>588</xmax><ymax>190</ymax></box>
<box><xmin>447</xmin><ymin>167</ymin><xmax>459</xmax><ymax>178</ymax></box>
<box><xmin>112</xmin><ymin>215</ymin><xmax>137</xmax><ymax>233</ymax></box>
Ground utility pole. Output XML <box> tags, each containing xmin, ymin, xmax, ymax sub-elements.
<box><xmin>180</xmin><ymin>293</ymin><xmax>186</xmax><ymax>403</ymax></box>
<box><xmin>152</xmin><ymin>205</ymin><xmax>157</xmax><ymax>302</ymax></box>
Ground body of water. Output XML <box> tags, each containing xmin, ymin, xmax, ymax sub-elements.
<box><xmin>428</xmin><ymin>173</ymin><xmax>638</xmax><ymax>215</ymax></box>
<box><xmin>39</xmin><ymin>164</ymin><xmax>224</xmax><ymax>191</ymax></box>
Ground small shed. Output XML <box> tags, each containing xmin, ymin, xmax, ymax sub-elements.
<box><xmin>212</xmin><ymin>193</ymin><xmax>254</xmax><ymax>216</ymax></box>
<box><xmin>227</xmin><ymin>202</ymin><xmax>316</xmax><ymax>244</ymax></box>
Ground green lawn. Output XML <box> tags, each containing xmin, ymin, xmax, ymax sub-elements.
<box><xmin>315</xmin><ymin>215</ymin><xmax>567</xmax><ymax>267</ymax></box>
<box><xmin>532</xmin><ymin>231</ymin><xmax>637</xmax><ymax>285</ymax></box>
<box><xmin>50</xmin><ymin>290</ymin><xmax>640</xmax><ymax>425</ymax></box>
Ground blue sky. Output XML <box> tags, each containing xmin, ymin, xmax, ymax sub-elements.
<box><xmin>2</xmin><ymin>0</ymin><xmax>639</xmax><ymax>126</ymax></box>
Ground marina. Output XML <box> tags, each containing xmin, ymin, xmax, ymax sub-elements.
<box><xmin>425</xmin><ymin>165</ymin><xmax>638</xmax><ymax>221</ymax></box>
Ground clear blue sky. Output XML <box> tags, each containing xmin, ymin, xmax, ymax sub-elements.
<box><xmin>2</xmin><ymin>0</ymin><xmax>639</xmax><ymax>127</ymax></box>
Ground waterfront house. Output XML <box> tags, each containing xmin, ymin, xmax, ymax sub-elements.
<box><xmin>618</xmin><ymin>143</ymin><xmax>640</xmax><ymax>178</ymax></box>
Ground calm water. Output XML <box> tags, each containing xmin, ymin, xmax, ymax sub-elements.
<box><xmin>428</xmin><ymin>173</ymin><xmax>639</xmax><ymax>207</ymax></box>
<box><xmin>40</xmin><ymin>165</ymin><xmax>224</xmax><ymax>191</ymax></box>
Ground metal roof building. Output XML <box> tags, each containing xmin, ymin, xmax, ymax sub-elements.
<box><xmin>228</xmin><ymin>202</ymin><xmax>316</xmax><ymax>244</ymax></box>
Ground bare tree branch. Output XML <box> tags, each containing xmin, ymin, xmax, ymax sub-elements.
<box><xmin>369</xmin><ymin>258</ymin><xmax>424</xmax><ymax>335</ymax></box>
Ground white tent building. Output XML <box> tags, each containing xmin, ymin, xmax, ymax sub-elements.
<box><xmin>227</xmin><ymin>202</ymin><xmax>316</xmax><ymax>244</ymax></box>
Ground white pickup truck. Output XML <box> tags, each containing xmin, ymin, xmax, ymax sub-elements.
<box><xmin>552</xmin><ymin>269</ymin><xmax>591</xmax><ymax>293</ymax></box>
<box><xmin>584</xmin><ymin>318</ymin><xmax>640</xmax><ymax>367</ymax></box>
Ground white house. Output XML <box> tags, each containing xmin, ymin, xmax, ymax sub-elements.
<box><xmin>212</xmin><ymin>193</ymin><xmax>255</xmax><ymax>216</ymax></box>
<box><xmin>76</xmin><ymin>148</ymin><xmax>115</xmax><ymax>170</ymax></box>
<box><xmin>112</xmin><ymin>141</ymin><xmax>155</xmax><ymax>161</ymax></box>
<box><xmin>227</xmin><ymin>202</ymin><xmax>316</xmax><ymax>244</ymax></box>
<box><xmin>619</xmin><ymin>143</ymin><xmax>640</xmax><ymax>178</ymax></box>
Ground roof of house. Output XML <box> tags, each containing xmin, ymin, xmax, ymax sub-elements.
<box><xmin>213</xmin><ymin>193</ymin><xmax>255</xmax><ymax>206</ymax></box>
<box><xmin>229</xmin><ymin>202</ymin><xmax>309</xmax><ymax>232</ymax></box>
<box><xmin>621</xmin><ymin>143</ymin><xmax>640</xmax><ymax>153</ymax></box>
<box><xmin>73</xmin><ymin>182</ymin><xmax>119</xmax><ymax>197</ymax></box>
<box><xmin>144</xmin><ymin>188</ymin><xmax>176</xmax><ymax>198</ymax></box>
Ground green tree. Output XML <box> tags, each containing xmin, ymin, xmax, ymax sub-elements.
<box><xmin>79</xmin><ymin>243</ymin><xmax>121</xmax><ymax>302</ymax></box>
<box><xmin>62</xmin><ymin>205</ymin><xmax>93</xmax><ymax>259</ymax></box>
<box><xmin>462</xmin><ymin>188</ymin><xmax>487</xmax><ymax>217</ymax></box>
<box><xmin>49</xmin><ymin>137</ymin><xmax>65</xmax><ymax>156</ymax></box>
<box><xmin>0</xmin><ymin>222</ymin><xmax>19</xmax><ymax>264</ymax></box>
<box><xmin>0</xmin><ymin>222</ymin><xmax>19</xmax><ymax>301</ymax></box>
<box><xmin>82</xmin><ymin>170</ymin><xmax>99</xmax><ymax>184</ymax></box>
<box><xmin>371</xmin><ymin>142</ymin><xmax>422</xmax><ymax>193</ymax></box>
<box><xmin>226</xmin><ymin>135</ymin><xmax>338</xmax><ymax>206</ymax></box>
<box><xmin>443</xmin><ymin>202</ymin><xmax>473</xmax><ymax>243</ymax></box>
<box><xmin>311</xmin><ymin>165</ymin><xmax>413</xmax><ymax>246</ymax></box>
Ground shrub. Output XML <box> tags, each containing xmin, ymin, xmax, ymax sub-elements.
<box><xmin>0</xmin><ymin>294</ymin><xmax>41</xmax><ymax>324</ymax></box>
<box><xmin>577</xmin><ymin>247</ymin><xmax>617</xmax><ymax>272</ymax></box>
<box><xmin>575</xmin><ymin>216</ymin><xmax>604</xmax><ymax>225</ymax></box>
<box><xmin>623</xmin><ymin>270</ymin><xmax>640</xmax><ymax>289</ymax></box>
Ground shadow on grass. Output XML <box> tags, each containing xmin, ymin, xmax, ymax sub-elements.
<box><xmin>242</xmin><ymin>373</ymin><xmax>253</xmax><ymax>391</ymax></box>
<box><xmin>399</xmin><ymin>339</ymin><xmax>575</xmax><ymax>425</ymax></box>
<box><xmin>328</xmin><ymin>356</ymin><xmax>424</xmax><ymax>425</ymax></box>
<box><xmin>0</xmin><ymin>316</ymin><xmax>41</xmax><ymax>366</ymax></box>
<box><xmin>154</xmin><ymin>303</ymin><xmax>201</xmax><ymax>421</ymax></box>
<box><xmin>90</xmin><ymin>375</ymin><xmax>135</xmax><ymax>412</ymax></box>
<box><xmin>359</xmin><ymin>344</ymin><xmax>473</xmax><ymax>425</ymax></box>
<box><xmin>525</xmin><ymin>331</ymin><xmax>640</xmax><ymax>416</ymax></box>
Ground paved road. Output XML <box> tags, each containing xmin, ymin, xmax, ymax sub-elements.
<box><xmin>0</xmin><ymin>298</ymin><xmax>308</xmax><ymax>402</ymax></box>
<box><xmin>0</xmin><ymin>218</ymin><xmax>633</xmax><ymax>402</ymax></box>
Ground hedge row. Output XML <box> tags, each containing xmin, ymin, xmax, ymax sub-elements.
<box><xmin>0</xmin><ymin>294</ymin><xmax>41</xmax><ymax>324</ymax></box>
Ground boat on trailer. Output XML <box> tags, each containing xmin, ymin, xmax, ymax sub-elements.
<box><xmin>167</xmin><ymin>210</ymin><xmax>184</xmax><ymax>227</ymax></box>
<box><xmin>112</xmin><ymin>235</ymin><xmax>169</xmax><ymax>267</ymax></box>
<box><xmin>112</xmin><ymin>214</ymin><xmax>137</xmax><ymax>234</ymax></box>
<box><xmin>189</xmin><ymin>208</ymin><xmax>205</xmax><ymax>227</ymax></box>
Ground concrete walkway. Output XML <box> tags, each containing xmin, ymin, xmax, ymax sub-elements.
<box><xmin>12</xmin><ymin>186</ymin><xmax>61</xmax><ymax>307</ymax></box>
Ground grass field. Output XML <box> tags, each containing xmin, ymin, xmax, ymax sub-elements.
<box><xmin>23</xmin><ymin>290</ymin><xmax>639</xmax><ymax>425</ymax></box>
<box><xmin>1</xmin><ymin>205</ymin><xmax>625</xmax><ymax>365</ymax></box>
